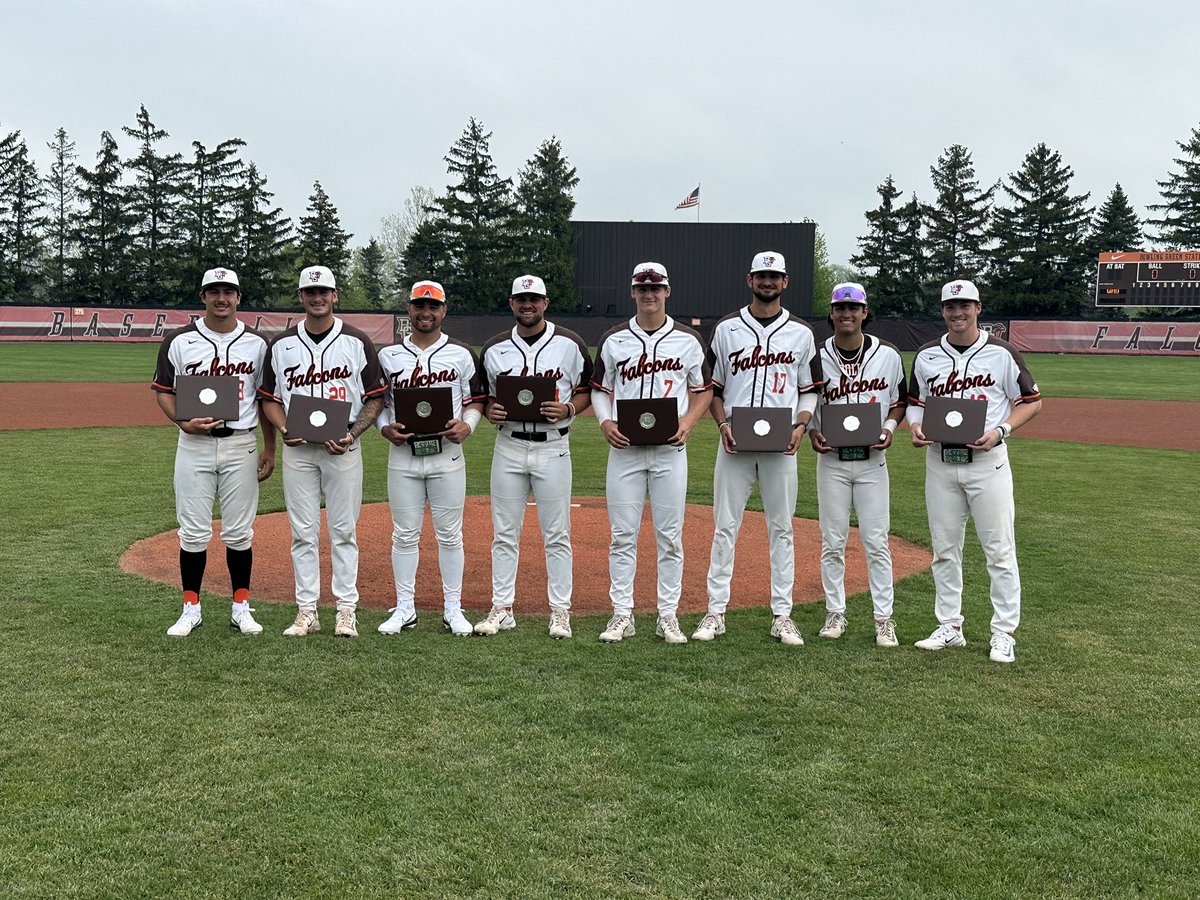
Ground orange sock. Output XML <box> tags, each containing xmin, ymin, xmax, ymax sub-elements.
<box><xmin>183</xmin><ymin>591</ymin><xmax>200</xmax><ymax>605</ymax></box>
<box><xmin>233</xmin><ymin>589</ymin><xmax>250</xmax><ymax>604</ymax></box>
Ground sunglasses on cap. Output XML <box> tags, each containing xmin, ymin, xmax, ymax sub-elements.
<box><xmin>831</xmin><ymin>286</ymin><xmax>867</xmax><ymax>303</ymax></box>
<box><xmin>632</xmin><ymin>269</ymin><xmax>667</xmax><ymax>284</ymax></box>
<box><xmin>410</xmin><ymin>284</ymin><xmax>446</xmax><ymax>302</ymax></box>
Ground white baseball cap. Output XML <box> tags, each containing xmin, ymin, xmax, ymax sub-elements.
<box><xmin>750</xmin><ymin>251</ymin><xmax>787</xmax><ymax>274</ymax></box>
<box><xmin>941</xmin><ymin>279</ymin><xmax>981</xmax><ymax>302</ymax></box>
<box><xmin>200</xmin><ymin>267</ymin><xmax>240</xmax><ymax>290</ymax></box>
<box><xmin>831</xmin><ymin>282</ymin><xmax>867</xmax><ymax>305</ymax></box>
<box><xmin>511</xmin><ymin>275</ymin><xmax>547</xmax><ymax>297</ymax></box>
<box><xmin>299</xmin><ymin>265</ymin><xmax>337</xmax><ymax>290</ymax></box>
<box><xmin>410</xmin><ymin>280</ymin><xmax>447</xmax><ymax>304</ymax></box>
<box><xmin>631</xmin><ymin>262</ymin><xmax>669</xmax><ymax>286</ymax></box>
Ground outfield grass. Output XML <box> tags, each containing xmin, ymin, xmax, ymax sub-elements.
<box><xmin>1</xmin><ymin>408</ymin><xmax>1198</xmax><ymax>897</ymax></box>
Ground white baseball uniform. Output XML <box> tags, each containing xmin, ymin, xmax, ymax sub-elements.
<box><xmin>812</xmin><ymin>334</ymin><xmax>907</xmax><ymax>619</ymax></box>
<box><xmin>480</xmin><ymin>322</ymin><xmax>593</xmax><ymax>613</ymax></box>
<box><xmin>592</xmin><ymin>315</ymin><xmax>711</xmax><ymax>615</ymax></box>
<box><xmin>705</xmin><ymin>308</ymin><xmax>824</xmax><ymax>616</ymax></box>
<box><xmin>376</xmin><ymin>334</ymin><xmax>485</xmax><ymax>618</ymax></box>
<box><xmin>152</xmin><ymin>318</ymin><xmax>269</xmax><ymax>553</ymax></box>
<box><xmin>259</xmin><ymin>317</ymin><xmax>386</xmax><ymax>613</ymax></box>
<box><xmin>907</xmin><ymin>333</ymin><xmax>1040</xmax><ymax>634</ymax></box>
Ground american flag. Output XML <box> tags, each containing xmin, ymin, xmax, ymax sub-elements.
<box><xmin>675</xmin><ymin>186</ymin><xmax>700</xmax><ymax>210</ymax></box>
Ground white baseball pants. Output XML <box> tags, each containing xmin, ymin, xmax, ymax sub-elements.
<box><xmin>174</xmin><ymin>430</ymin><xmax>259</xmax><ymax>552</ymax></box>
<box><xmin>816</xmin><ymin>450</ymin><xmax>894</xmax><ymax>618</ymax></box>
<box><xmin>706</xmin><ymin>448</ymin><xmax>798</xmax><ymax>616</ymax></box>
<box><xmin>489</xmin><ymin>432</ymin><xmax>573</xmax><ymax>611</ymax></box>
<box><xmin>387</xmin><ymin>442</ymin><xmax>467</xmax><ymax>615</ymax></box>
<box><xmin>606</xmin><ymin>444</ymin><xmax>687</xmax><ymax>616</ymax></box>
<box><xmin>925</xmin><ymin>442</ymin><xmax>1021</xmax><ymax>634</ymax></box>
<box><xmin>282</xmin><ymin>440</ymin><xmax>363</xmax><ymax>613</ymax></box>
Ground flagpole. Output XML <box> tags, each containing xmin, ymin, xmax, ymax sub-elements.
<box><xmin>696</xmin><ymin>182</ymin><xmax>701</xmax><ymax>223</ymax></box>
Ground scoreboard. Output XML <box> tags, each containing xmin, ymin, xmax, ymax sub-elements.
<box><xmin>1095</xmin><ymin>251</ymin><xmax>1200</xmax><ymax>307</ymax></box>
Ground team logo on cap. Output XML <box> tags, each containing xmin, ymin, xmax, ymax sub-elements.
<box><xmin>214</xmin><ymin>269</ymin><xmax>227</xmax><ymax>280</ymax></box>
<box><xmin>761</xmin><ymin>256</ymin><xmax>777</xmax><ymax>268</ymax></box>
<box><xmin>521</xmin><ymin>278</ymin><xmax>535</xmax><ymax>290</ymax></box>
<box><xmin>308</xmin><ymin>270</ymin><xmax>322</xmax><ymax>283</ymax></box>
<box><xmin>949</xmin><ymin>283</ymin><xmax>964</xmax><ymax>296</ymax></box>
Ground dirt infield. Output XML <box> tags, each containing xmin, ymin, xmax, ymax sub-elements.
<box><xmin>5</xmin><ymin>382</ymin><xmax>1200</xmax><ymax>451</ymax></box>
<box><xmin>121</xmin><ymin>497</ymin><xmax>932</xmax><ymax>614</ymax></box>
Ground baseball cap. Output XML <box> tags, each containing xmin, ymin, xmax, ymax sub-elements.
<box><xmin>831</xmin><ymin>282</ymin><xmax>867</xmax><ymax>305</ymax></box>
<box><xmin>200</xmin><ymin>267</ymin><xmax>240</xmax><ymax>290</ymax></box>
<box><xmin>631</xmin><ymin>262</ymin><xmax>669</xmax><ymax>285</ymax></box>
<box><xmin>511</xmin><ymin>275</ymin><xmax>547</xmax><ymax>297</ymax></box>
<box><xmin>750</xmin><ymin>251</ymin><xmax>787</xmax><ymax>275</ymax></box>
<box><xmin>410</xmin><ymin>280</ymin><xmax>447</xmax><ymax>304</ymax></box>
<box><xmin>941</xmin><ymin>279</ymin><xmax>981</xmax><ymax>302</ymax></box>
<box><xmin>299</xmin><ymin>265</ymin><xmax>336</xmax><ymax>290</ymax></box>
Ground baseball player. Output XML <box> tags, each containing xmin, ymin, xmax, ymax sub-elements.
<box><xmin>808</xmin><ymin>283</ymin><xmax>907</xmax><ymax>647</ymax></box>
<box><xmin>693</xmin><ymin>251</ymin><xmax>823</xmax><ymax>647</ymax></box>
<box><xmin>374</xmin><ymin>280</ymin><xmax>485</xmax><ymax>637</ymax></box>
<box><xmin>591</xmin><ymin>262</ymin><xmax>712</xmax><ymax>645</ymax></box>
<box><xmin>907</xmin><ymin>279</ymin><xmax>1041</xmax><ymax>663</ymax></box>
<box><xmin>258</xmin><ymin>265</ymin><xmax>387</xmax><ymax>638</ymax></box>
<box><xmin>153</xmin><ymin>267</ymin><xmax>275</xmax><ymax>637</ymax></box>
<box><xmin>475</xmin><ymin>275</ymin><xmax>593</xmax><ymax>639</ymax></box>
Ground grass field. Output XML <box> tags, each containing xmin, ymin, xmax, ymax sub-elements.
<box><xmin>1</xmin><ymin>344</ymin><xmax>1198</xmax><ymax>898</ymax></box>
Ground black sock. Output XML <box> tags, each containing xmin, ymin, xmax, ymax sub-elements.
<box><xmin>227</xmin><ymin>546</ymin><xmax>253</xmax><ymax>596</ymax></box>
<box><xmin>180</xmin><ymin>549</ymin><xmax>207</xmax><ymax>595</ymax></box>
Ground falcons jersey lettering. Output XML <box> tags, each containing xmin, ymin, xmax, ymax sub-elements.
<box><xmin>707</xmin><ymin>308</ymin><xmax>823</xmax><ymax>413</ymax></box>
<box><xmin>259</xmin><ymin>317</ymin><xmax>386</xmax><ymax>420</ymax></box>
<box><xmin>152</xmin><ymin>319</ymin><xmax>269</xmax><ymax>429</ymax></box>
<box><xmin>377</xmin><ymin>334</ymin><xmax>485</xmax><ymax>428</ymax></box>
<box><xmin>591</xmin><ymin>316</ymin><xmax>711</xmax><ymax>417</ymax></box>
<box><xmin>813</xmin><ymin>334</ymin><xmax>907</xmax><ymax>430</ymax></box>
<box><xmin>908</xmin><ymin>333</ymin><xmax>1040</xmax><ymax>432</ymax></box>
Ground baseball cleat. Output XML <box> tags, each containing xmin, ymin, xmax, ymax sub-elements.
<box><xmin>334</xmin><ymin>610</ymin><xmax>359</xmax><ymax>638</ymax></box>
<box><xmin>874</xmin><ymin>617</ymin><xmax>899</xmax><ymax>648</ymax></box>
<box><xmin>474</xmin><ymin>606</ymin><xmax>516</xmax><ymax>636</ymax></box>
<box><xmin>691</xmin><ymin>612</ymin><xmax>726</xmax><ymax>642</ymax></box>
<box><xmin>167</xmin><ymin>604</ymin><xmax>202</xmax><ymax>638</ymax></box>
<box><xmin>378</xmin><ymin>607</ymin><xmax>418</xmax><ymax>635</ymax></box>
<box><xmin>656</xmin><ymin>615</ymin><xmax>688</xmax><ymax>644</ymax></box>
<box><xmin>915</xmin><ymin>623</ymin><xmax>966</xmax><ymax>651</ymax></box>
<box><xmin>599</xmin><ymin>614</ymin><xmax>635</xmax><ymax>643</ymax></box>
<box><xmin>283</xmin><ymin>609</ymin><xmax>320</xmax><ymax>637</ymax></box>
<box><xmin>548</xmin><ymin>608</ymin><xmax>572</xmax><ymax>639</ymax></box>
<box><xmin>989</xmin><ymin>630</ymin><xmax>1016</xmax><ymax>663</ymax></box>
<box><xmin>770</xmin><ymin>615</ymin><xmax>804</xmax><ymax>646</ymax></box>
<box><xmin>443</xmin><ymin>609</ymin><xmax>473</xmax><ymax>637</ymax></box>
<box><xmin>230</xmin><ymin>603</ymin><xmax>263</xmax><ymax>635</ymax></box>
<box><xmin>819</xmin><ymin>611</ymin><xmax>848</xmax><ymax>639</ymax></box>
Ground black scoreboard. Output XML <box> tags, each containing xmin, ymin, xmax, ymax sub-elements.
<box><xmin>1095</xmin><ymin>251</ymin><xmax>1200</xmax><ymax>307</ymax></box>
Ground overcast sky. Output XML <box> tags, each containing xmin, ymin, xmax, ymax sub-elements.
<box><xmin>5</xmin><ymin>0</ymin><xmax>1197</xmax><ymax>271</ymax></box>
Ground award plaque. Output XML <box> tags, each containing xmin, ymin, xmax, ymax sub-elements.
<box><xmin>286</xmin><ymin>393</ymin><xmax>352</xmax><ymax>444</ymax></box>
<box><xmin>822</xmin><ymin>401</ymin><xmax>883</xmax><ymax>461</ymax></box>
<box><xmin>617</xmin><ymin>397</ymin><xmax>679</xmax><ymax>446</ymax></box>
<box><xmin>923</xmin><ymin>395</ymin><xmax>987</xmax><ymax>464</ymax></box>
<box><xmin>495</xmin><ymin>375</ymin><xmax>556</xmax><ymax>423</ymax></box>
<box><xmin>175</xmin><ymin>375</ymin><xmax>240</xmax><ymax>423</ymax></box>
<box><xmin>729</xmin><ymin>406</ymin><xmax>792</xmax><ymax>452</ymax></box>
<box><xmin>393</xmin><ymin>387</ymin><xmax>454</xmax><ymax>436</ymax></box>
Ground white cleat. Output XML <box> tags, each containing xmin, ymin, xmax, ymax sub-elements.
<box><xmin>443</xmin><ymin>609</ymin><xmax>473</xmax><ymax>637</ymax></box>
<box><xmin>874</xmin><ymin>617</ymin><xmax>899</xmax><ymax>648</ymax></box>
<box><xmin>691</xmin><ymin>613</ymin><xmax>726</xmax><ymax>642</ymax></box>
<box><xmin>656</xmin><ymin>615</ymin><xmax>688</xmax><ymax>645</ymax></box>
<box><xmin>283</xmin><ymin>609</ymin><xmax>320</xmax><ymax>637</ymax></box>
<box><xmin>167</xmin><ymin>604</ymin><xmax>202</xmax><ymax>638</ymax></box>
<box><xmin>819</xmin><ymin>611</ymin><xmax>847</xmax><ymax>639</ymax></box>
<box><xmin>378</xmin><ymin>607</ymin><xmax>418</xmax><ymax>635</ymax></box>
<box><xmin>548</xmin><ymin>608</ymin><xmax>572</xmax><ymax>639</ymax></box>
<box><xmin>915</xmin><ymin>623</ymin><xmax>967</xmax><ymax>651</ymax></box>
<box><xmin>599</xmin><ymin>614</ymin><xmax>636</xmax><ymax>643</ymax></box>
<box><xmin>989</xmin><ymin>630</ymin><xmax>1016</xmax><ymax>663</ymax></box>
<box><xmin>770</xmin><ymin>615</ymin><xmax>804</xmax><ymax>646</ymax></box>
<box><xmin>230</xmin><ymin>603</ymin><xmax>263</xmax><ymax>635</ymax></box>
<box><xmin>334</xmin><ymin>610</ymin><xmax>358</xmax><ymax>638</ymax></box>
<box><xmin>474</xmin><ymin>606</ymin><xmax>516</xmax><ymax>636</ymax></box>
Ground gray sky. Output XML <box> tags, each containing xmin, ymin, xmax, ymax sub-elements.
<box><xmin>5</xmin><ymin>0</ymin><xmax>1196</xmax><ymax>268</ymax></box>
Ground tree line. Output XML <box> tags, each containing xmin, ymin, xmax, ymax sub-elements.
<box><xmin>850</xmin><ymin>130</ymin><xmax>1200</xmax><ymax>318</ymax></box>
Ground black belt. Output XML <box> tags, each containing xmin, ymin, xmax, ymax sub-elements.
<box><xmin>210</xmin><ymin>426</ymin><xmax>255</xmax><ymax>438</ymax></box>
<box><xmin>508</xmin><ymin>428</ymin><xmax>569</xmax><ymax>443</ymax></box>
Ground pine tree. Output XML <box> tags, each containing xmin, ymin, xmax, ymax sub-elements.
<box><xmin>896</xmin><ymin>193</ymin><xmax>932</xmax><ymax>316</ymax></box>
<box><xmin>72</xmin><ymin>131</ymin><xmax>134</xmax><ymax>305</ymax></box>
<box><xmin>349</xmin><ymin>239</ymin><xmax>389</xmax><ymax>309</ymax></box>
<box><xmin>925</xmin><ymin>144</ymin><xmax>995</xmax><ymax>283</ymax></box>
<box><xmin>810</xmin><ymin>222</ymin><xmax>833</xmax><ymax>316</ymax></box>
<box><xmin>230</xmin><ymin>163</ymin><xmax>294</xmax><ymax>307</ymax></box>
<box><xmin>122</xmin><ymin>105</ymin><xmax>186</xmax><ymax>305</ymax></box>
<box><xmin>850</xmin><ymin>175</ymin><xmax>906</xmax><ymax>311</ymax></box>
<box><xmin>1147</xmin><ymin>122</ymin><xmax>1200</xmax><ymax>249</ymax></box>
<box><xmin>295</xmin><ymin>180</ymin><xmax>351</xmax><ymax>278</ymax></box>
<box><xmin>1083</xmin><ymin>183</ymin><xmax>1143</xmax><ymax>318</ymax></box>
<box><xmin>43</xmin><ymin>127</ymin><xmax>80</xmax><ymax>302</ymax></box>
<box><xmin>0</xmin><ymin>131</ymin><xmax>47</xmax><ymax>298</ymax></box>
<box><xmin>181</xmin><ymin>138</ymin><xmax>246</xmax><ymax>271</ymax></box>
<box><xmin>515</xmin><ymin>137</ymin><xmax>579</xmax><ymax>307</ymax></box>
<box><xmin>399</xmin><ymin>215</ymin><xmax>453</xmax><ymax>289</ymax></box>
<box><xmin>989</xmin><ymin>143</ymin><xmax>1092</xmax><ymax>315</ymax></box>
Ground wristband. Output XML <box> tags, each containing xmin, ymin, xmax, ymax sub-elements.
<box><xmin>718</xmin><ymin>420</ymin><xmax>730</xmax><ymax>430</ymax></box>
<box><xmin>463</xmin><ymin>408</ymin><xmax>482</xmax><ymax>434</ymax></box>
<box><xmin>794</xmin><ymin>420</ymin><xmax>808</xmax><ymax>431</ymax></box>
<box><xmin>883</xmin><ymin>419</ymin><xmax>898</xmax><ymax>434</ymax></box>
<box><xmin>996</xmin><ymin>422</ymin><xmax>1012</xmax><ymax>440</ymax></box>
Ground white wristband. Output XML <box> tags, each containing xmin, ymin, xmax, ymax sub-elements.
<box><xmin>462</xmin><ymin>408</ymin><xmax>482</xmax><ymax>434</ymax></box>
<box><xmin>883</xmin><ymin>418</ymin><xmax>898</xmax><ymax>434</ymax></box>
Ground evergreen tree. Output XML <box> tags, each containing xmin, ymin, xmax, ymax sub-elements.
<box><xmin>379</xmin><ymin>185</ymin><xmax>436</xmax><ymax>283</ymax></box>
<box><xmin>399</xmin><ymin>215</ymin><xmax>453</xmax><ymax>289</ymax></box>
<box><xmin>122</xmin><ymin>105</ymin><xmax>186</xmax><ymax>305</ymax></box>
<box><xmin>924</xmin><ymin>144</ymin><xmax>995</xmax><ymax>283</ymax></box>
<box><xmin>181</xmin><ymin>138</ymin><xmax>246</xmax><ymax>270</ymax></box>
<box><xmin>72</xmin><ymin>131</ymin><xmax>134</xmax><ymax>304</ymax></box>
<box><xmin>295</xmin><ymin>180</ymin><xmax>351</xmax><ymax>278</ymax></box>
<box><xmin>895</xmin><ymin>192</ymin><xmax>932</xmax><ymax>316</ymax></box>
<box><xmin>349</xmin><ymin>238</ymin><xmax>389</xmax><ymax>309</ymax></box>
<box><xmin>810</xmin><ymin>222</ymin><xmax>833</xmax><ymax>316</ymax></box>
<box><xmin>989</xmin><ymin>143</ymin><xmax>1092</xmax><ymax>315</ymax></box>
<box><xmin>438</xmin><ymin>117</ymin><xmax>518</xmax><ymax>311</ymax></box>
<box><xmin>850</xmin><ymin>175</ymin><xmax>906</xmax><ymax>312</ymax></box>
<box><xmin>43</xmin><ymin>127</ymin><xmax>79</xmax><ymax>302</ymax></box>
<box><xmin>0</xmin><ymin>131</ymin><xmax>48</xmax><ymax>299</ymax></box>
<box><xmin>515</xmin><ymin>137</ymin><xmax>579</xmax><ymax>307</ymax></box>
<box><xmin>230</xmin><ymin>163</ymin><xmax>294</xmax><ymax>307</ymax></box>
<box><xmin>1147</xmin><ymin>122</ymin><xmax>1200</xmax><ymax>249</ymax></box>
<box><xmin>1084</xmin><ymin>183</ymin><xmax>1143</xmax><ymax>318</ymax></box>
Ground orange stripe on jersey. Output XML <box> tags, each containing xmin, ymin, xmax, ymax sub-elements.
<box><xmin>151</xmin><ymin>381</ymin><xmax>176</xmax><ymax>393</ymax></box>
